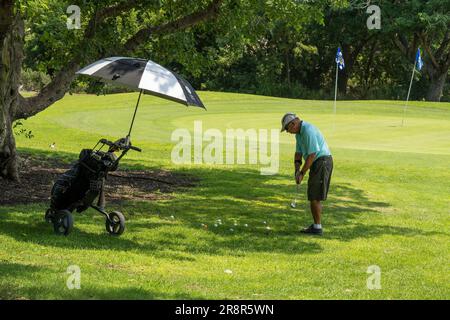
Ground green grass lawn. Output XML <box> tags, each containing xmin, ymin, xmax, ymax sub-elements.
<box><xmin>1</xmin><ymin>91</ymin><xmax>449</xmax><ymax>299</ymax></box>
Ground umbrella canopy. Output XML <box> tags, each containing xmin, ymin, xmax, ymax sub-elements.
<box><xmin>76</xmin><ymin>57</ymin><xmax>205</xmax><ymax>138</ymax></box>
<box><xmin>76</xmin><ymin>57</ymin><xmax>205</xmax><ymax>108</ymax></box>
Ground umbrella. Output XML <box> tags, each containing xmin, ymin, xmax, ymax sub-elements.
<box><xmin>76</xmin><ymin>56</ymin><xmax>205</xmax><ymax>137</ymax></box>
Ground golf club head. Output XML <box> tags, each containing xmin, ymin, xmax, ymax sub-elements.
<box><xmin>290</xmin><ymin>183</ymin><xmax>299</xmax><ymax>208</ymax></box>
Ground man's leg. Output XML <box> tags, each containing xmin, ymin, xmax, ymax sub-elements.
<box><xmin>310</xmin><ymin>200</ymin><xmax>322</xmax><ymax>224</ymax></box>
<box><xmin>301</xmin><ymin>199</ymin><xmax>323</xmax><ymax>234</ymax></box>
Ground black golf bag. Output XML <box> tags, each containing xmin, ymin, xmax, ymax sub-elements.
<box><xmin>46</xmin><ymin>137</ymin><xmax>141</xmax><ymax>236</ymax></box>
<box><xmin>50</xmin><ymin>149</ymin><xmax>118</xmax><ymax>212</ymax></box>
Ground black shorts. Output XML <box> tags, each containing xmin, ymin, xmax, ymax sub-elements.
<box><xmin>307</xmin><ymin>156</ymin><xmax>333</xmax><ymax>201</ymax></box>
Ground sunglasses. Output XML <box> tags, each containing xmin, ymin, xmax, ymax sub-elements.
<box><xmin>287</xmin><ymin>121</ymin><xmax>295</xmax><ymax>130</ymax></box>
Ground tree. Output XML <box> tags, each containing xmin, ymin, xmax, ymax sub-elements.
<box><xmin>384</xmin><ymin>0</ymin><xmax>450</xmax><ymax>101</ymax></box>
<box><xmin>0</xmin><ymin>0</ymin><xmax>224</xmax><ymax>181</ymax></box>
<box><xmin>310</xmin><ymin>5</ymin><xmax>377</xmax><ymax>96</ymax></box>
<box><xmin>0</xmin><ymin>0</ymin><xmax>22</xmax><ymax>181</ymax></box>
<box><xmin>188</xmin><ymin>0</ymin><xmax>328</xmax><ymax>97</ymax></box>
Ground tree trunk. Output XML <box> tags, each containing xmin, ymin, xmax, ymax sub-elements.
<box><xmin>417</xmin><ymin>31</ymin><xmax>450</xmax><ymax>102</ymax></box>
<box><xmin>337</xmin><ymin>70</ymin><xmax>349</xmax><ymax>95</ymax></box>
<box><xmin>360</xmin><ymin>40</ymin><xmax>377</xmax><ymax>99</ymax></box>
<box><xmin>426</xmin><ymin>72</ymin><xmax>447</xmax><ymax>102</ymax></box>
<box><xmin>0</xmin><ymin>0</ymin><xmax>223</xmax><ymax>182</ymax></box>
<box><xmin>285</xmin><ymin>47</ymin><xmax>291</xmax><ymax>89</ymax></box>
<box><xmin>0</xmin><ymin>14</ymin><xmax>24</xmax><ymax>181</ymax></box>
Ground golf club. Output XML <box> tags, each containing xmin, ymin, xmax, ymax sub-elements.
<box><xmin>290</xmin><ymin>183</ymin><xmax>299</xmax><ymax>208</ymax></box>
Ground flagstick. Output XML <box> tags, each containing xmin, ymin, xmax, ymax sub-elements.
<box><xmin>402</xmin><ymin>59</ymin><xmax>417</xmax><ymax>127</ymax></box>
<box><xmin>333</xmin><ymin>63</ymin><xmax>339</xmax><ymax>131</ymax></box>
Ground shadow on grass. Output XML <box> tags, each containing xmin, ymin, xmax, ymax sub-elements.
<box><xmin>0</xmin><ymin>262</ymin><xmax>42</xmax><ymax>299</ymax></box>
<box><xmin>0</xmin><ymin>206</ymin><xmax>323</xmax><ymax>257</ymax></box>
<box><xmin>134</xmin><ymin>171</ymin><xmax>442</xmax><ymax>243</ymax></box>
<box><xmin>70</xmin><ymin>287</ymin><xmax>206</xmax><ymax>299</ymax></box>
<box><xmin>2</xmin><ymin>148</ymin><xmax>442</xmax><ymax>257</ymax></box>
<box><xmin>17</xmin><ymin>147</ymin><xmax>165</xmax><ymax>172</ymax></box>
<box><xmin>0</xmin><ymin>261</ymin><xmax>204</xmax><ymax>299</ymax></box>
<box><xmin>2</xmin><ymin>148</ymin><xmax>198</xmax><ymax>206</ymax></box>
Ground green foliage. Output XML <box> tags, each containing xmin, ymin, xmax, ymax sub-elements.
<box><xmin>5</xmin><ymin>92</ymin><xmax>450</xmax><ymax>299</ymax></box>
<box><xmin>195</xmin><ymin>0</ymin><xmax>450</xmax><ymax>100</ymax></box>
<box><xmin>17</xmin><ymin>0</ymin><xmax>450</xmax><ymax>101</ymax></box>
<box><xmin>13</xmin><ymin>121</ymin><xmax>34</xmax><ymax>139</ymax></box>
<box><xmin>20</xmin><ymin>68</ymin><xmax>51</xmax><ymax>91</ymax></box>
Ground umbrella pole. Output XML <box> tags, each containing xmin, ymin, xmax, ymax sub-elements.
<box><xmin>127</xmin><ymin>89</ymin><xmax>143</xmax><ymax>138</ymax></box>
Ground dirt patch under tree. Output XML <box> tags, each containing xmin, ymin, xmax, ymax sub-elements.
<box><xmin>0</xmin><ymin>152</ymin><xmax>199</xmax><ymax>205</ymax></box>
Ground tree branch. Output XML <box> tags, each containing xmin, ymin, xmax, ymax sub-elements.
<box><xmin>393</xmin><ymin>33</ymin><xmax>408</xmax><ymax>56</ymax></box>
<box><xmin>16</xmin><ymin>61</ymin><xmax>80</xmax><ymax>120</ymax></box>
<box><xmin>443</xmin><ymin>51</ymin><xmax>450</xmax><ymax>70</ymax></box>
<box><xmin>123</xmin><ymin>0</ymin><xmax>223</xmax><ymax>52</ymax></box>
<box><xmin>418</xmin><ymin>32</ymin><xmax>440</xmax><ymax>71</ymax></box>
<box><xmin>435</xmin><ymin>30</ymin><xmax>450</xmax><ymax>62</ymax></box>
<box><xmin>16</xmin><ymin>1</ymin><xmax>144</xmax><ymax>120</ymax></box>
<box><xmin>15</xmin><ymin>0</ymin><xmax>223</xmax><ymax>121</ymax></box>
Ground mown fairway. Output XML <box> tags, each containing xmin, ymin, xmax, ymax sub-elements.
<box><xmin>1</xmin><ymin>91</ymin><xmax>449</xmax><ymax>299</ymax></box>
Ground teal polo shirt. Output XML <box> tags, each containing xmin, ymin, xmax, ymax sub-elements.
<box><xmin>295</xmin><ymin>121</ymin><xmax>331</xmax><ymax>161</ymax></box>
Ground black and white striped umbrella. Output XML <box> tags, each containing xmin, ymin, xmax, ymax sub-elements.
<box><xmin>76</xmin><ymin>57</ymin><xmax>205</xmax><ymax>136</ymax></box>
<box><xmin>77</xmin><ymin>57</ymin><xmax>205</xmax><ymax>108</ymax></box>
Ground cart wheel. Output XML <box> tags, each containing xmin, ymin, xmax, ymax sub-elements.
<box><xmin>105</xmin><ymin>211</ymin><xmax>125</xmax><ymax>236</ymax></box>
<box><xmin>45</xmin><ymin>209</ymin><xmax>54</xmax><ymax>223</ymax></box>
<box><xmin>53</xmin><ymin>210</ymin><xmax>73</xmax><ymax>236</ymax></box>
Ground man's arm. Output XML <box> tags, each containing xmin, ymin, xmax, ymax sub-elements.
<box><xmin>294</xmin><ymin>152</ymin><xmax>302</xmax><ymax>175</ymax></box>
<box><xmin>301</xmin><ymin>153</ymin><xmax>316</xmax><ymax>174</ymax></box>
<box><xmin>296</xmin><ymin>152</ymin><xmax>316</xmax><ymax>184</ymax></box>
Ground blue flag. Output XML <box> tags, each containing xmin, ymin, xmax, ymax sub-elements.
<box><xmin>415</xmin><ymin>48</ymin><xmax>423</xmax><ymax>71</ymax></box>
<box><xmin>336</xmin><ymin>47</ymin><xmax>345</xmax><ymax>70</ymax></box>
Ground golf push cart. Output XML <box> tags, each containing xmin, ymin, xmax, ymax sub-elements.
<box><xmin>46</xmin><ymin>57</ymin><xmax>205</xmax><ymax>236</ymax></box>
<box><xmin>45</xmin><ymin>137</ymin><xmax>141</xmax><ymax>236</ymax></box>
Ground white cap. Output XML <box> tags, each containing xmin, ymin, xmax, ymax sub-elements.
<box><xmin>281</xmin><ymin>113</ymin><xmax>297</xmax><ymax>132</ymax></box>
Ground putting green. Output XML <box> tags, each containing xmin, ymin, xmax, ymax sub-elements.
<box><xmin>36</xmin><ymin>92</ymin><xmax>450</xmax><ymax>154</ymax></box>
<box><xmin>1</xmin><ymin>91</ymin><xmax>449</xmax><ymax>299</ymax></box>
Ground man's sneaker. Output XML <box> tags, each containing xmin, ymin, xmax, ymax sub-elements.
<box><xmin>300</xmin><ymin>224</ymin><xmax>323</xmax><ymax>235</ymax></box>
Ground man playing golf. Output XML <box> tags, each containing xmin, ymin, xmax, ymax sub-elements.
<box><xmin>281</xmin><ymin>113</ymin><xmax>333</xmax><ymax>235</ymax></box>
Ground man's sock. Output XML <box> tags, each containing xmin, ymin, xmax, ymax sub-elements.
<box><xmin>314</xmin><ymin>224</ymin><xmax>322</xmax><ymax>229</ymax></box>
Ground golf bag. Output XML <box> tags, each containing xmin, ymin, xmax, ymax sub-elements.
<box><xmin>46</xmin><ymin>137</ymin><xmax>141</xmax><ymax>236</ymax></box>
<box><xmin>50</xmin><ymin>149</ymin><xmax>118</xmax><ymax>212</ymax></box>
